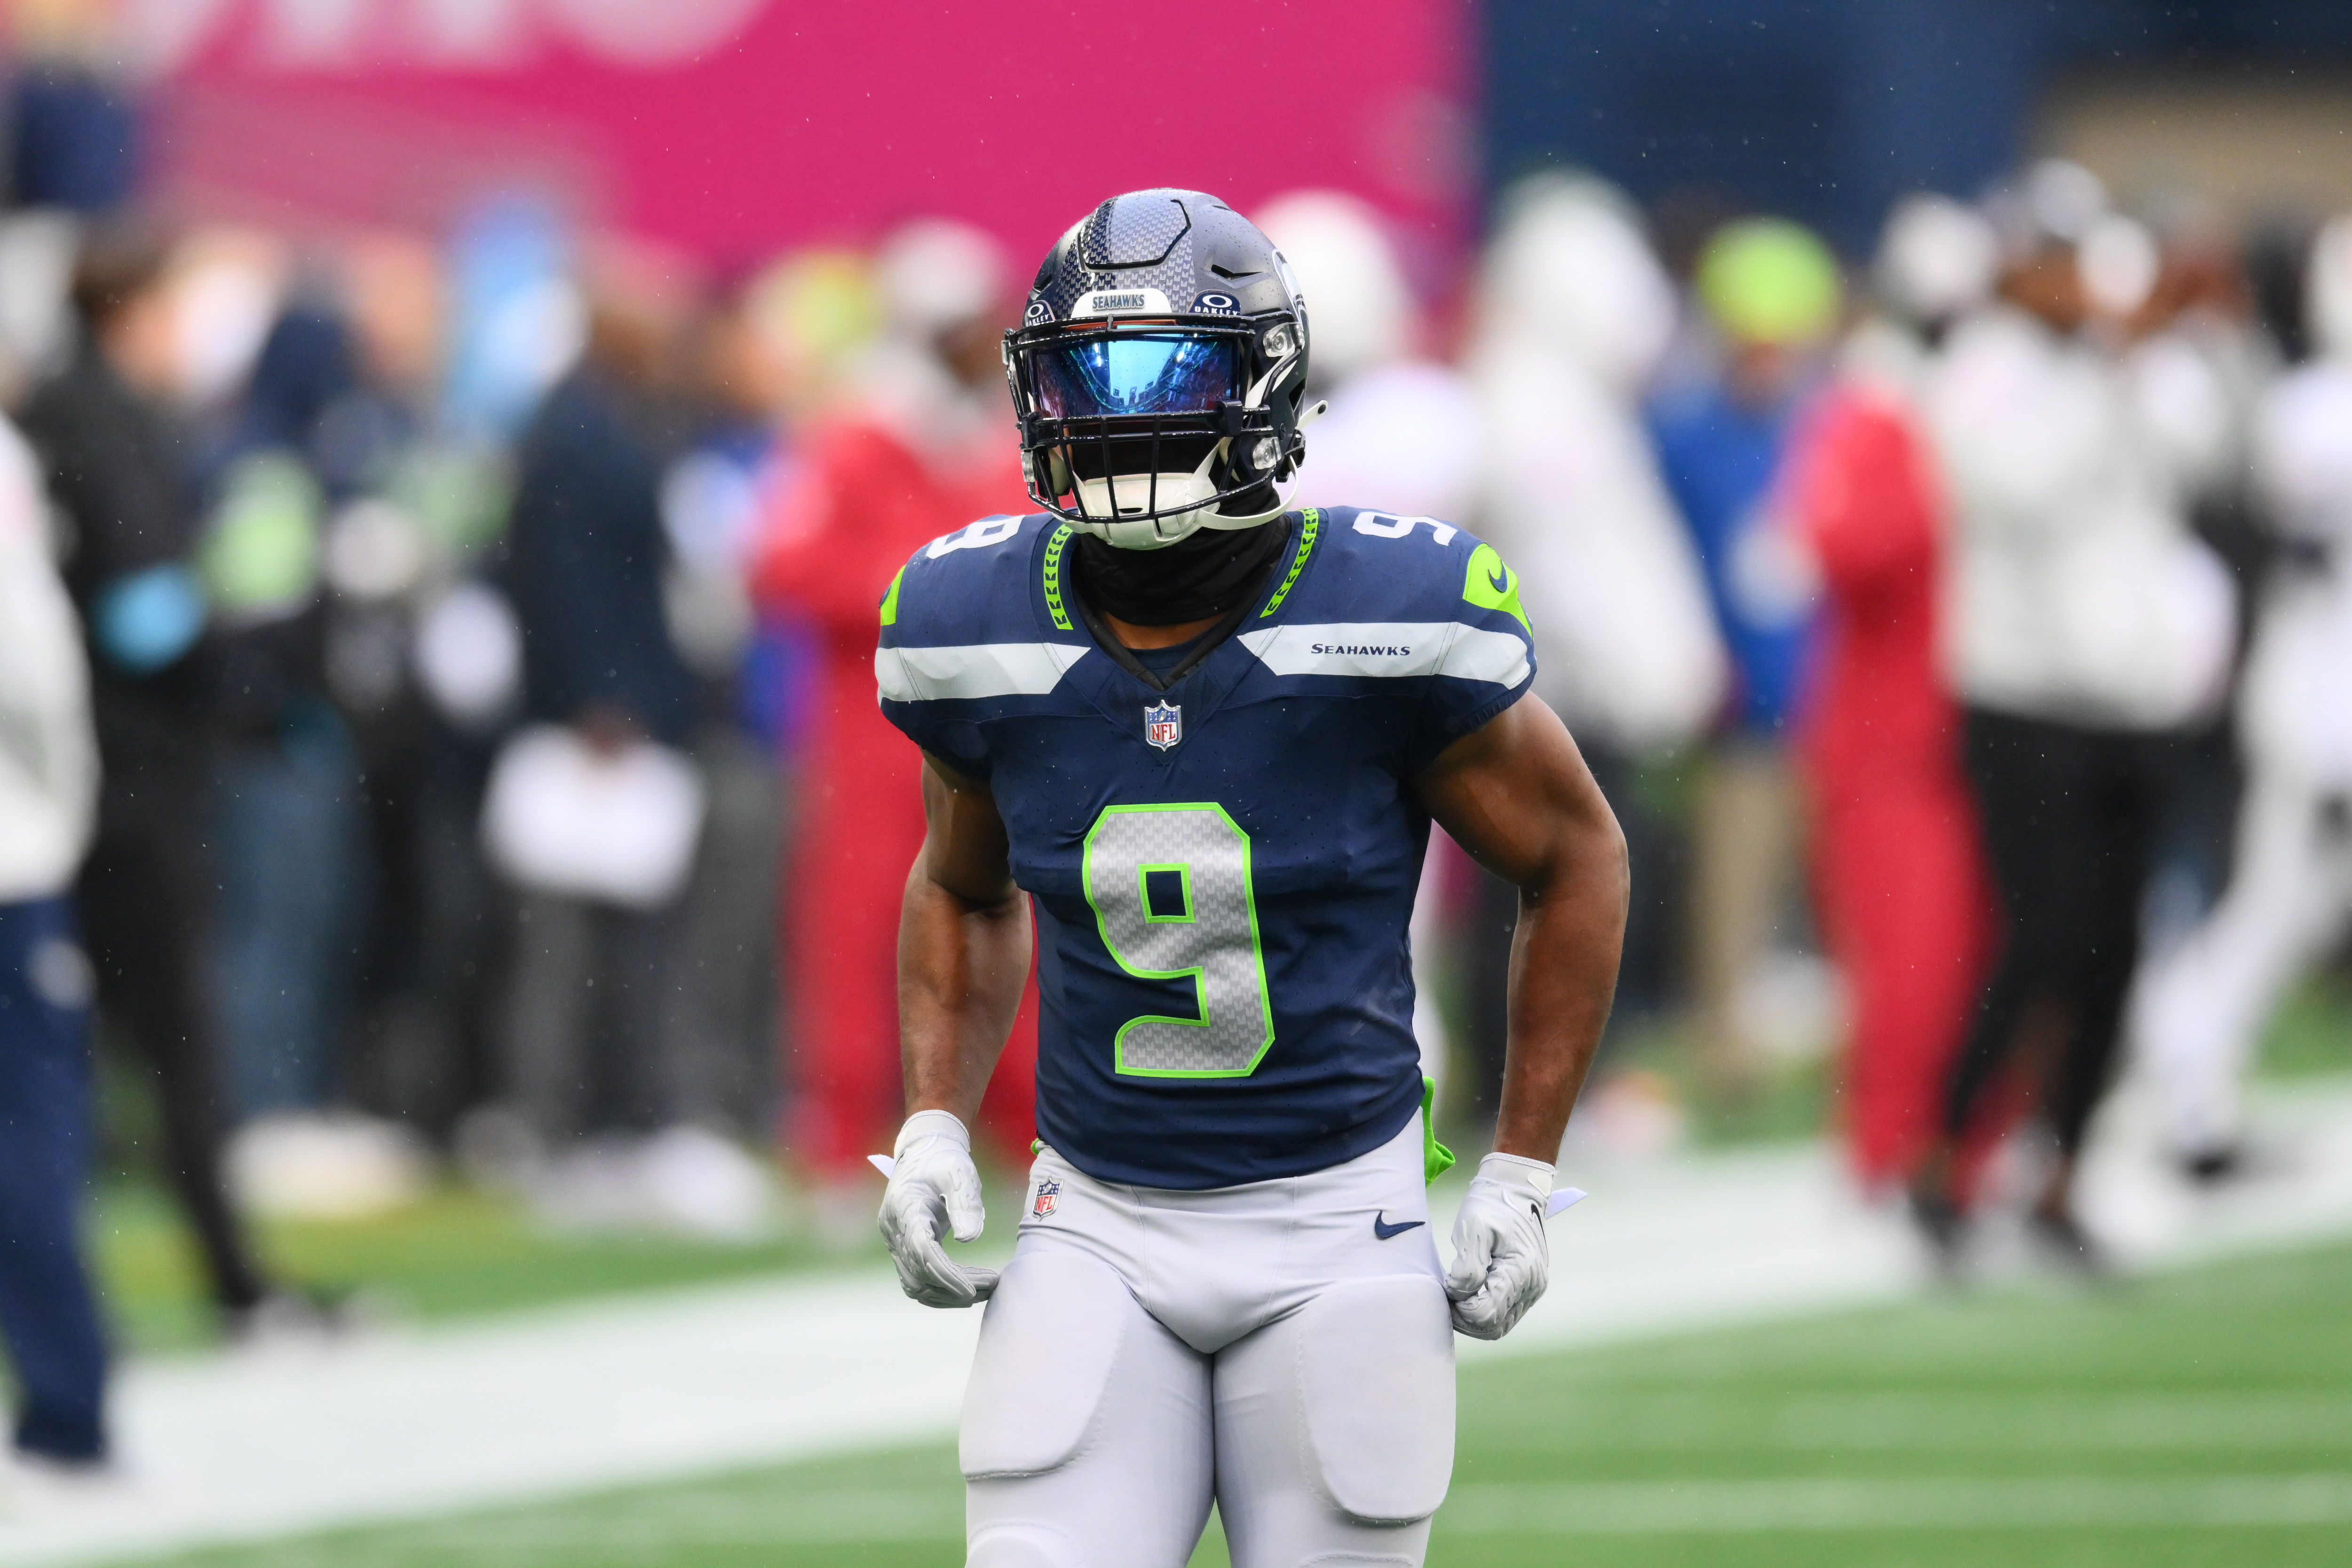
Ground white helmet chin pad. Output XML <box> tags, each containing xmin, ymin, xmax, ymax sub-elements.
<box><xmin>1069</xmin><ymin>441</ymin><xmax>1286</xmax><ymax>547</ymax></box>
<box><xmin>1069</xmin><ymin>472</ymin><xmax>1287</xmax><ymax>548</ymax></box>
<box><xmin>1074</xmin><ymin>468</ymin><xmax>1219</xmax><ymax>537</ymax></box>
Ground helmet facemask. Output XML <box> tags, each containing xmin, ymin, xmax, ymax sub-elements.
<box><xmin>1006</xmin><ymin>314</ymin><xmax>1308</xmax><ymax>548</ymax></box>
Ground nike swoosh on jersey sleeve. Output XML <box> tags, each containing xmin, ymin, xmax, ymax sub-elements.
<box><xmin>877</xmin><ymin>641</ymin><xmax>1092</xmax><ymax>702</ymax></box>
<box><xmin>1237</xmin><ymin>622</ymin><xmax>1532</xmax><ymax>686</ymax></box>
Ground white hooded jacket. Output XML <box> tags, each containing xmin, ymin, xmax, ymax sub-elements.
<box><xmin>1925</xmin><ymin>306</ymin><xmax>2236</xmax><ymax>731</ymax></box>
<box><xmin>1465</xmin><ymin>180</ymin><xmax>1725</xmax><ymax>752</ymax></box>
<box><xmin>0</xmin><ymin>414</ymin><xmax>96</xmax><ymax>903</ymax></box>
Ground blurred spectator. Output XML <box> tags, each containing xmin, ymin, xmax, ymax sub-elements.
<box><xmin>1258</xmin><ymin>188</ymin><xmax>1473</xmax><ymax>1099</ymax></box>
<box><xmin>311</xmin><ymin>233</ymin><xmax>508</xmax><ymax>1148</ymax></box>
<box><xmin>752</xmin><ymin>219</ymin><xmax>1033</xmax><ymax>1221</ymax></box>
<box><xmin>0</xmin><ymin>403</ymin><xmax>108</xmax><ymax>1470</ymax></box>
<box><xmin>638</xmin><ymin>280</ymin><xmax>797</xmax><ymax>1202</ymax></box>
<box><xmin>1266</xmin><ymin>190</ymin><xmax>1477</xmax><ymax>520</ymax></box>
<box><xmin>1649</xmin><ymin>217</ymin><xmax>1839</xmax><ymax>1101</ymax></box>
<box><xmin>2134</xmin><ymin>214</ymin><xmax>2352</xmax><ymax>1179</ymax></box>
<box><xmin>17</xmin><ymin>224</ymin><xmax>280</xmax><ymax>1332</ymax></box>
<box><xmin>1460</xmin><ymin>174</ymin><xmax>1726</xmax><ymax>1120</ymax></box>
<box><xmin>1785</xmin><ymin>195</ymin><xmax>1996</xmax><ymax>1191</ymax></box>
<box><xmin>1910</xmin><ymin>162</ymin><xmax>2238</xmax><ymax>1266</ymax></box>
<box><xmin>2134</xmin><ymin>201</ymin><xmax>2277</xmax><ymax>962</ymax></box>
<box><xmin>4</xmin><ymin>5</ymin><xmax>137</xmax><ymax>215</ymax></box>
<box><xmin>485</xmin><ymin>256</ymin><xmax>709</xmax><ymax>1190</ymax></box>
<box><xmin>195</xmin><ymin>238</ymin><xmax>369</xmax><ymax>1130</ymax></box>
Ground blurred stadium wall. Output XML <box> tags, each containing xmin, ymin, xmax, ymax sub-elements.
<box><xmin>119</xmin><ymin>0</ymin><xmax>1471</xmax><ymax>263</ymax></box>
<box><xmin>1485</xmin><ymin>0</ymin><xmax>2352</xmax><ymax>253</ymax></box>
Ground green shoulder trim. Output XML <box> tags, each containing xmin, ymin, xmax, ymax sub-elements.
<box><xmin>1259</xmin><ymin>508</ymin><xmax>1321</xmax><ymax>618</ymax></box>
<box><xmin>879</xmin><ymin>566</ymin><xmax>905</xmax><ymax>627</ymax></box>
<box><xmin>1463</xmin><ymin>542</ymin><xmax>1531</xmax><ymax>635</ymax></box>
<box><xmin>1421</xmin><ymin>1076</ymin><xmax>1457</xmax><ymax>1185</ymax></box>
<box><xmin>1041</xmin><ymin>522</ymin><xmax>1075</xmax><ymax>631</ymax></box>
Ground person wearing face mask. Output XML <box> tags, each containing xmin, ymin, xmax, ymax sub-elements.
<box><xmin>17</xmin><ymin>226</ymin><xmax>285</xmax><ymax>1337</ymax></box>
<box><xmin>751</xmin><ymin>221</ymin><xmax>1036</xmax><ymax>1228</ymax></box>
<box><xmin>1908</xmin><ymin>163</ymin><xmax>2237</xmax><ymax>1270</ymax></box>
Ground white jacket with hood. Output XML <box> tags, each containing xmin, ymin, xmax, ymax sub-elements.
<box><xmin>0</xmin><ymin>414</ymin><xmax>96</xmax><ymax>903</ymax></box>
<box><xmin>1925</xmin><ymin>305</ymin><xmax>2237</xmax><ymax>732</ymax></box>
<box><xmin>1464</xmin><ymin>177</ymin><xmax>1726</xmax><ymax>753</ymax></box>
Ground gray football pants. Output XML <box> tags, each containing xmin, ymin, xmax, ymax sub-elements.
<box><xmin>960</xmin><ymin>1116</ymin><xmax>1455</xmax><ymax>1568</ymax></box>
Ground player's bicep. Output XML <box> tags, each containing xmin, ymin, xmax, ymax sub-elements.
<box><xmin>919</xmin><ymin>753</ymin><xmax>1019</xmax><ymax>908</ymax></box>
<box><xmin>1408</xmin><ymin>695</ymin><xmax>1623</xmax><ymax>895</ymax></box>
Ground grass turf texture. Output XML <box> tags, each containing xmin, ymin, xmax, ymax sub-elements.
<box><xmin>90</xmin><ymin>1184</ymin><xmax>878</xmax><ymax>1354</ymax></box>
<box><xmin>124</xmin><ymin>1237</ymin><xmax>2352</xmax><ymax>1568</ymax></box>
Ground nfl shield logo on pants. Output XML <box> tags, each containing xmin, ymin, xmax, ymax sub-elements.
<box><xmin>1144</xmin><ymin>702</ymin><xmax>1182</xmax><ymax>751</ymax></box>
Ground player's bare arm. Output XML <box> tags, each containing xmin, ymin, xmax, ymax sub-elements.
<box><xmin>1410</xmin><ymin>692</ymin><xmax>1629</xmax><ymax>1162</ymax></box>
<box><xmin>874</xmin><ymin>754</ymin><xmax>1031</xmax><ymax>1310</ymax></box>
<box><xmin>1410</xmin><ymin>692</ymin><xmax>1628</xmax><ymax>1339</ymax></box>
<box><xmin>898</xmin><ymin>753</ymin><xmax>1030</xmax><ymax>1125</ymax></box>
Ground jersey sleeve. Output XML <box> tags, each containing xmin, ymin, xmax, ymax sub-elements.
<box><xmin>873</xmin><ymin>515</ymin><xmax>1054</xmax><ymax>781</ymax></box>
<box><xmin>1402</xmin><ymin>532</ymin><xmax>1539</xmax><ymax>776</ymax></box>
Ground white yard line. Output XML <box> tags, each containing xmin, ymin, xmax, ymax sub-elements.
<box><xmin>4</xmin><ymin>1077</ymin><xmax>2350</xmax><ymax>1566</ymax></box>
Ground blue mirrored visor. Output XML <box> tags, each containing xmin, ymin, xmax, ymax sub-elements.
<box><xmin>1030</xmin><ymin>333</ymin><xmax>1239</xmax><ymax>420</ymax></box>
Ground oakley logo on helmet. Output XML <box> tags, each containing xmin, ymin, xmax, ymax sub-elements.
<box><xmin>1193</xmin><ymin>292</ymin><xmax>1241</xmax><ymax>316</ymax></box>
<box><xmin>1023</xmin><ymin>299</ymin><xmax>1055</xmax><ymax>325</ymax></box>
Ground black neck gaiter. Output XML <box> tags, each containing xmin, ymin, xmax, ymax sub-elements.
<box><xmin>1072</xmin><ymin>515</ymin><xmax>1291</xmax><ymax>626</ymax></box>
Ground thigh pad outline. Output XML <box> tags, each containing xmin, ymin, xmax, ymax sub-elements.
<box><xmin>961</xmin><ymin>1250</ymin><xmax>1134</xmax><ymax>1480</ymax></box>
<box><xmin>1295</xmin><ymin>1275</ymin><xmax>1456</xmax><ymax>1525</ymax></box>
<box><xmin>965</xmin><ymin>1520</ymin><xmax>1087</xmax><ymax>1568</ymax></box>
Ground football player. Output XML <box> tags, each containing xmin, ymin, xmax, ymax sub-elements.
<box><xmin>874</xmin><ymin>189</ymin><xmax>1628</xmax><ymax>1567</ymax></box>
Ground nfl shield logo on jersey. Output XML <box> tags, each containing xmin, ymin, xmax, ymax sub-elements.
<box><xmin>1032</xmin><ymin>1179</ymin><xmax>1060</xmax><ymax>1219</ymax></box>
<box><xmin>1144</xmin><ymin>702</ymin><xmax>1182</xmax><ymax>751</ymax></box>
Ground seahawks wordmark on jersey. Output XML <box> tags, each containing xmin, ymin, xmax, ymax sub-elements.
<box><xmin>878</xmin><ymin>507</ymin><xmax>1535</xmax><ymax>1188</ymax></box>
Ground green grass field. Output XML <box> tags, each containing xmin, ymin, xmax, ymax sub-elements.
<box><xmin>90</xmin><ymin>1183</ymin><xmax>868</xmax><ymax>1353</ymax></box>
<box><xmin>127</xmin><ymin>1238</ymin><xmax>2352</xmax><ymax>1568</ymax></box>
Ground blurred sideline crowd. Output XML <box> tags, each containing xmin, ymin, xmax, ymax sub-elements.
<box><xmin>5</xmin><ymin>62</ymin><xmax>2352</xmax><ymax>1474</ymax></box>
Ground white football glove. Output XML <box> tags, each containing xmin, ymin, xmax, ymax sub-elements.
<box><xmin>877</xmin><ymin>1110</ymin><xmax>1000</xmax><ymax>1308</ymax></box>
<box><xmin>1445</xmin><ymin>1152</ymin><xmax>1552</xmax><ymax>1340</ymax></box>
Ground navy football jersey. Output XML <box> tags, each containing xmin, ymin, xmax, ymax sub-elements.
<box><xmin>877</xmin><ymin>507</ymin><xmax>1536</xmax><ymax>1188</ymax></box>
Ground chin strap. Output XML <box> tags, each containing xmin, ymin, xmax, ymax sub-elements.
<box><xmin>1192</xmin><ymin>400</ymin><xmax>1323</xmax><ymax>532</ymax></box>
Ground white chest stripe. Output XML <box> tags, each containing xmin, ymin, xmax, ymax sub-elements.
<box><xmin>877</xmin><ymin>641</ymin><xmax>1089</xmax><ymax>702</ymax></box>
<box><xmin>1238</xmin><ymin>622</ymin><xmax>1531</xmax><ymax>686</ymax></box>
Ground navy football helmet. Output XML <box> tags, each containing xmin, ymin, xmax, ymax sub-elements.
<box><xmin>1003</xmin><ymin>189</ymin><xmax>1318</xmax><ymax>548</ymax></box>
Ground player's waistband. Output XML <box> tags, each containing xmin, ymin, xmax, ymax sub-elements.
<box><xmin>1035</xmin><ymin>1111</ymin><xmax>1424</xmax><ymax>1214</ymax></box>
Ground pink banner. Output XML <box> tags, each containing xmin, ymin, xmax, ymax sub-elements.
<box><xmin>143</xmin><ymin>0</ymin><xmax>1469</xmax><ymax>265</ymax></box>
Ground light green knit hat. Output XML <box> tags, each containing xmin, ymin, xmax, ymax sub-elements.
<box><xmin>1696</xmin><ymin>218</ymin><xmax>1842</xmax><ymax>346</ymax></box>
